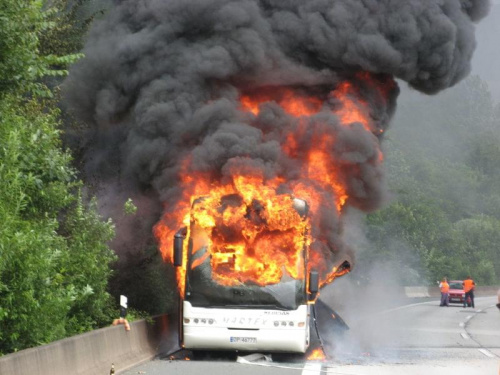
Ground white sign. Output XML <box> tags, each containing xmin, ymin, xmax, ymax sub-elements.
<box><xmin>120</xmin><ymin>295</ymin><xmax>128</xmax><ymax>308</ymax></box>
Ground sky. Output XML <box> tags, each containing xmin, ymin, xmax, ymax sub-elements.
<box><xmin>471</xmin><ymin>3</ymin><xmax>500</xmax><ymax>101</ymax></box>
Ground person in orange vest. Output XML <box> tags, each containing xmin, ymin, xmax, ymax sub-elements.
<box><xmin>439</xmin><ymin>277</ymin><xmax>450</xmax><ymax>307</ymax></box>
<box><xmin>463</xmin><ymin>276</ymin><xmax>476</xmax><ymax>308</ymax></box>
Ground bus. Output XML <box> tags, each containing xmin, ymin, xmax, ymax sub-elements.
<box><xmin>173</xmin><ymin>194</ymin><xmax>350</xmax><ymax>353</ymax></box>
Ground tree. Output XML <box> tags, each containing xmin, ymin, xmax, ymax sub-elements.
<box><xmin>0</xmin><ymin>0</ymin><xmax>116</xmax><ymax>354</ymax></box>
<box><xmin>366</xmin><ymin>76</ymin><xmax>500</xmax><ymax>285</ymax></box>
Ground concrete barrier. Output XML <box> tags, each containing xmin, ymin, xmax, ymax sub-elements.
<box><xmin>0</xmin><ymin>314</ymin><xmax>179</xmax><ymax>375</ymax></box>
<box><xmin>404</xmin><ymin>286</ymin><xmax>431</xmax><ymax>298</ymax></box>
<box><xmin>475</xmin><ymin>286</ymin><xmax>500</xmax><ymax>296</ymax></box>
<box><xmin>405</xmin><ymin>286</ymin><xmax>499</xmax><ymax>298</ymax></box>
<box><xmin>1</xmin><ymin>286</ymin><xmax>498</xmax><ymax>374</ymax></box>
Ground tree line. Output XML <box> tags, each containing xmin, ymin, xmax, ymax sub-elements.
<box><xmin>0</xmin><ymin>0</ymin><xmax>116</xmax><ymax>355</ymax></box>
<box><xmin>360</xmin><ymin>77</ymin><xmax>500</xmax><ymax>286</ymax></box>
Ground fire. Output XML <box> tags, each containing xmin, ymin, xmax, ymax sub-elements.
<box><xmin>241</xmin><ymin>88</ymin><xmax>322</xmax><ymax>116</ymax></box>
<box><xmin>307</xmin><ymin>348</ymin><xmax>326</xmax><ymax>361</ymax></box>
<box><xmin>190</xmin><ymin>185</ymin><xmax>309</xmax><ymax>286</ymax></box>
<box><xmin>331</xmin><ymin>81</ymin><xmax>371</xmax><ymax>132</ymax></box>
<box><xmin>154</xmin><ymin>72</ymin><xmax>395</xmax><ymax>295</ymax></box>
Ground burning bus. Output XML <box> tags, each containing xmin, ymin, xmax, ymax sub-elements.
<box><xmin>61</xmin><ymin>0</ymin><xmax>491</xmax><ymax>359</ymax></box>
<box><xmin>148</xmin><ymin>74</ymin><xmax>395</xmax><ymax>354</ymax></box>
<box><xmin>62</xmin><ymin>0</ymin><xmax>490</xmax><ymax>357</ymax></box>
<box><xmin>172</xmin><ymin>193</ymin><xmax>350</xmax><ymax>353</ymax></box>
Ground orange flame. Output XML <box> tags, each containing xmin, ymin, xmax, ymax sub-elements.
<box><xmin>190</xmin><ymin>184</ymin><xmax>309</xmax><ymax>286</ymax></box>
<box><xmin>154</xmin><ymin>73</ymin><xmax>394</xmax><ymax>296</ymax></box>
<box><xmin>241</xmin><ymin>88</ymin><xmax>322</xmax><ymax>116</ymax></box>
<box><xmin>307</xmin><ymin>348</ymin><xmax>326</xmax><ymax>361</ymax></box>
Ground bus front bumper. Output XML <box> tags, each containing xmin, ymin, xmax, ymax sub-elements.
<box><xmin>183</xmin><ymin>325</ymin><xmax>309</xmax><ymax>353</ymax></box>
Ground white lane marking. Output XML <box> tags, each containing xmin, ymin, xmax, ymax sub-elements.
<box><xmin>465</xmin><ymin>315</ymin><xmax>472</xmax><ymax>321</ymax></box>
<box><xmin>236</xmin><ymin>359</ymin><xmax>325</xmax><ymax>373</ymax></box>
<box><xmin>302</xmin><ymin>363</ymin><xmax>322</xmax><ymax>375</ymax></box>
<box><xmin>459</xmin><ymin>322</ymin><xmax>465</xmax><ymax>327</ymax></box>
<box><xmin>378</xmin><ymin>301</ymin><xmax>436</xmax><ymax>314</ymax></box>
<box><xmin>460</xmin><ymin>332</ymin><xmax>469</xmax><ymax>339</ymax></box>
<box><xmin>478</xmin><ymin>348</ymin><xmax>495</xmax><ymax>358</ymax></box>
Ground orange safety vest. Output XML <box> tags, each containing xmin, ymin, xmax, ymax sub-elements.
<box><xmin>440</xmin><ymin>281</ymin><xmax>449</xmax><ymax>293</ymax></box>
<box><xmin>463</xmin><ymin>279</ymin><xmax>475</xmax><ymax>292</ymax></box>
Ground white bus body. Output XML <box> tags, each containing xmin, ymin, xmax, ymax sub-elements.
<box><xmin>172</xmin><ymin>196</ymin><xmax>336</xmax><ymax>354</ymax></box>
<box><xmin>182</xmin><ymin>301</ymin><xmax>311</xmax><ymax>353</ymax></box>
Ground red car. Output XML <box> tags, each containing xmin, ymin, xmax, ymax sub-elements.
<box><xmin>448</xmin><ymin>280</ymin><xmax>465</xmax><ymax>304</ymax></box>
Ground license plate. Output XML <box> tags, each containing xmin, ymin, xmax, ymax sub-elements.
<box><xmin>230</xmin><ymin>336</ymin><xmax>256</xmax><ymax>344</ymax></box>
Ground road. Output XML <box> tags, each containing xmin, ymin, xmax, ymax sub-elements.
<box><xmin>120</xmin><ymin>296</ymin><xmax>500</xmax><ymax>375</ymax></box>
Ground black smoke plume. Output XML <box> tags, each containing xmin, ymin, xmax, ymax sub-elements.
<box><xmin>63</xmin><ymin>0</ymin><xmax>490</xmax><ymax>279</ymax></box>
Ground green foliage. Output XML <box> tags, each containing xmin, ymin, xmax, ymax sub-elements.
<box><xmin>0</xmin><ymin>94</ymin><xmax>117</xmax><ymax>353</ymax></box>
<box><xmin>125</xmin><ymin>308</ymin><xmax>152</xmax><ymax>323</ymax></box>
<box><xmin>124</xmin><ymin>198</ymin><xmax>138</xmax><ymax>215</ymax></box>
<box><xmin>367</xmin><ymin>76</ymin><xmax>500</xmax><ymax>286</ymax></box>
<box><xmin>0</xmin><ymin>0</ymin><xmax>117</xmax><ymax>354</ymax></box>
<box><xmin>60</xmin><ymin>196</ymin><xmax>117</xmax><ymax>335</ymax></box>
<box><xmin>0</xmin><ymin>1</ymin><xmax>42</xmax><ymax>95</ymax></box>
<box><xmin>38</xmin><ymin>0</ymin><xmax>106</xmax><ymax>58</ymax></box>
<box><xmin>0</xmin><ymin>1</ymin><xmax>83</xmax><ymax>97</ymax></box>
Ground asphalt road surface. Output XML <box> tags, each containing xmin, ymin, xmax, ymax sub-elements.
<box><xmin>120</xmin><ymin>296</ymin><xmax>500</xmax><ymax>375</ymax></box>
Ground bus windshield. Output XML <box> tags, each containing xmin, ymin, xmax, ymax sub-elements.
<box><xmin>184</xmin><ymin>194</ymin><xmax>309</xmax><ymax>310</ymax></box>
<box><xmin>185</xmin><ymin>253</ymin><xmax>306</xmax><ymax>310</ymax></box>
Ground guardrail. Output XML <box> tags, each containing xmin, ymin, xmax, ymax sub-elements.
<box><xmin>0</xmin><ymin>314</ymin><xmax>179</xmax><ymax>375</ymax></box>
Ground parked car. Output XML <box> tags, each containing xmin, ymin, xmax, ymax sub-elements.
<box><xmin>448</xmin><ymin>280</ymin><xmax>465</xmax><ymax>304</ymax></box>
